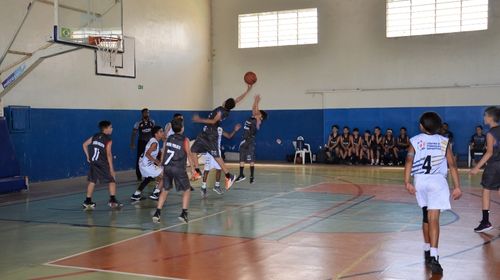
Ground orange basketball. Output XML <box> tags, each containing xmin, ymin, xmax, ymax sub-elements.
<box><xmin>244</xmin><ymin>71</ymin><xmax>257</xmax><ymax>85</ymax></box>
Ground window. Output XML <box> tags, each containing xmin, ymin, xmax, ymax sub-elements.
<box><xmin>238</xmin><ymin>8</ymin><xmax>318</xmax><ymax>49</ymax></box>
<box><xmin>387</xmin><ymin>0</ymin><xmax>488</xmax><ymax>38</ymax></box>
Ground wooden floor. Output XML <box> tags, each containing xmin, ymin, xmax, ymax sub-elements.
<box><xmin>0</xmin><ymin>164</ymin><xmax>498</xmax><ymax>280</ymax></box>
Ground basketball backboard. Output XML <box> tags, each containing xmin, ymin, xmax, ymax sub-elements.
<box><xmin>53</xmin><ymin>0</ymin><xmax>123</xmax><ymax>52</ymax></box>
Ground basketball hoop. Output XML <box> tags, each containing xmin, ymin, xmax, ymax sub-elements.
<box><xmin>89</xmin><ymin>36</ymin><xmax>121</xmax><ymax>69</ymax></box>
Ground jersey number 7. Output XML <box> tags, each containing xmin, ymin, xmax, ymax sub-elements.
<box><xmin>164</xmin><ymin>150</ymin><xmax>175</xmax><ymax>165</ymax></box>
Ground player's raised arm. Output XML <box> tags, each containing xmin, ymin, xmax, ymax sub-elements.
<box><xmin>446</xmin><ymin>143</ymin><xmax>462</xmax><ymax>200</ymax></box>
<box><xmin>404</xmin><ymin>144</ymin><xmax>416</xmax><ymax>195</ymax></box>
<box><xmin>192</xmin><ymin>112</ymin><xmax>222</xmax><ymax>125</ymax></box>
<box><xmin>252</xmin><ymin>94</ymin><xmax>263</xmax><ymax>129</ymax></box>
<box><xmin>82</xmin><ymin>137</ymin><xmax>92</xmax><ymax>163</ymax></box>
<box><xmin>235</xmin><ymin>84</ymin><xmax>253</xmax><ymax>105</ymax></box>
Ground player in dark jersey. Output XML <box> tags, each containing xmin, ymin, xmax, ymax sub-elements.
<box><xmin>382</xmin><ymin>128</ymin><xmax>397</xmax><ymax>166</ymax></box>
<box><xmin>326</xmin><ymin>125</ymin><xmax>340</xmax><ymax>162</ymax></box>
<box><xmin>360</xmin><ymin>130</ymin><xmax>373</xmax><ymax>164</ymax></box>
<box><xmin>470</xmin><ymin>106</ymin><xmax>500</xmax><ymax>233</ymax></box>
<box><xmin>396</xmin><ymin>127</ymin><xmax>410</xmax><ymax>165</ymax></box>
<box><xmin>235</xmin><ymin>95</ymin><xmax>267</xmax><ymax>184</ymax></box>
<box><xmin>82</xmin><ymin>121</ymin><xmax>122</xmax><ymax>210</ymax></box>
<box><xmin>131</xmin><ymin>108</ymin><xmax>156</xmax><ymax>181</ymax></box>
<box><xmin>470</xmin><ymin>125</ymin><xmax>486</xmax><ymax>165</ymax></box>
<box><xmin>191</xmin><ymin>84</ymin><xmax>252</xmax><ymax>190</ymax></box>
<box><xmin>351</xmin><ymin>128</ymin><xmax>362</xmax><ymax>164</ymax></box>
<box><xmin>153</xmin><ymin>119</ymin><xmax>198</xmax><ymax>223</ymax></box>
<box><xmin>339</xmin><ymin>127</ymin><xmax>352</xmax><ymax>163</ymax></box>
<box><xmin>372</xmin><ymin>127</ymin><xmax>383</xmax><ymax>165</ymax></box>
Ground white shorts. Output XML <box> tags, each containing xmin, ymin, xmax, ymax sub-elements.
<box><xmin>414</xmin><ymin>175</ymin><xmax>451</xmax><ymax>210</ymax></box>
<box><xmin>139</xmin><ymin>163</ymin><xmax>163</xmax><ymax>178</ymax></box>
<box><xmin>204</xmin><ymin>153</ymin><xmax>221</xmax><ymax>171</ymax></box>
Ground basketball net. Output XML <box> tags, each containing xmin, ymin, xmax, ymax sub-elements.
<box><xmin>89</xmin><ymin>36</ymin><xmax>121</xmax><ymax>68</ymax></box>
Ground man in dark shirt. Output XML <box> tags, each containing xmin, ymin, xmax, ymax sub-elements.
<box><xmin>131</xmin><ymin>108</ymin><xmax>155</xmax><ymax>181</ymax></box>
<box><xmin>470</xmin><ymin>125</ymin><xmax>487</xmax><ymax>164</ymax></box>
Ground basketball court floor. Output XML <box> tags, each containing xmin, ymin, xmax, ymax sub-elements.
<box><xmin>1</xmin><ymin>164</ymin><xmax>498</xmax><ymax>280</ymax></box>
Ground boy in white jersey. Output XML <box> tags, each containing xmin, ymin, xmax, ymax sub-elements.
<box><xmin>131</xmin><ymin>126</ymin><xmax>165</xmax><ymax>201</ymax></box>
<box><xmin>165</xmin><ymin>113</ymin><xmax>184</xmax><ymax>138</ymax></box>
<box><xmin>404</xmin><ymin>112</ymin><xmax>462</xmax><ymax>276</ymax></box>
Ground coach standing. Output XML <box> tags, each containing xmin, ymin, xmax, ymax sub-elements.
<box><xmin>131</xmin><ymin>108</ymin><xmax>155</xmax><ymax>181</ymax></box>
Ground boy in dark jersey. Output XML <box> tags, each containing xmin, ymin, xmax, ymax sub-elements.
<box><xmin>372</xmin><ymin>127</ymin><xmax>383</xmax><ymax>165</ymax></box>
<box><xmin>131</xmin><ymin>108</ymin><xmax>156</xmax><ymax>181</ymax></box>
<box><xmin>82</xmin><ymin>121</ymin><xmax>122</xmax><ymax>210</ymax></box>
<box><xmin>339</xmin><ymin>126</ymin><xmax>352</xmax><ymax>163</ymax></box>
<box><xmin>351</xmin><ymin>128</ymin><xmax>362</xmax><ymax>164</ymax></box>
<box><xmin>397</xmin><ymin>127</ymin><xmax>410</xmax><ymax>165</ymax></box>
<box><xmin>153</xmin><ymin>119</ymin><xmax>198</xmax><ymax>223</ymax></box>
<box><xmin>470</xmin><ymin>106</ymin><xmax>500</xmax><ymax>232</ymax></box>
<box><xmin>361</xmin><ymin>130</ymin><xmax>373</xmax><ymax>164</ymax></box>
<box><xmin>382</xmin><ymin>128</ymin><xmax>397</xmax><ymax>166</ymax></box>
<box><xmin>191</xmin><ymin>84</ymin><xmax>252</xmax><ymax>190</ymax></box>
<box><xmin>470</xmin><ymin>125</ymin><xmax>486</xmax><ymax>165</ymax></box>
<box><xmin>236</xmin><ymin>95</ymin><xmax>267</xmax><ymax>184</ymax></box>
<box><xmin>326</xmin><ymin>125</ymin><xmax>340</xmax><ymax>162</ymax></box>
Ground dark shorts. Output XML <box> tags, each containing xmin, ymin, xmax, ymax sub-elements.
<box><xmin>191</xmin><ymin>131</ymin><xmax>220</xmax><ymax>157</ymax></box>
<box><xmin>481</xmin><ymin>161</ymin><xmax>500</xmax><ymax>190</ymax></box>
<box><xmin>88</xmin><ymin>163</ymin><xmax>115</xmax><ymax>184</ymax></box>
<box><xmin>163</xmin><ymin>167</ymin><xmax>191</xmax><ymax>192</ymax></box>
<box><xmin>239</xmin><ymin>139</ymin><xmax>256</xmax><ymax>162</ymax></box>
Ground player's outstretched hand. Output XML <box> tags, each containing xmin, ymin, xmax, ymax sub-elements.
<box><xmin>247</xmin><ymin>84</ymin><xmax>253</xmax><ymax>91</ymax></box>
<box><xmin>192</xmin><ymin>114</ymin><xmax>201</xmax><ymax>123</ymax></box>
<box><xmin>405</xmin><ymin>182</ymin><xmax>416</xmax><ymax>195</ymax></box>
<box><xmin>234</xmin><ymin>123</ymin><xmax>242</xmax><ymax>131</ymax></box>
<box><xmin>452</xmin><ymin>188</ymin><xmax>462</xmax><ymax>200</ymax></box>
<box><xmin>469</xmin><ymin>167</ymin><xmax>481</xmax><ymax>175</ymax></box>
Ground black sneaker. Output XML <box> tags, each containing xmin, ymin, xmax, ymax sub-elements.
<box><xmin>236</xmin><ymin>175</ymin><xmax>246</xmax><ymax>182</ymax></box>
<box><xmin>474</xmin><ymin>221</ymin><xmax>493</xmax><ymax>233</ymax></box>
<box><xmin>250</xmin><ymin>177</ymin><xmax>255</xmax><ymax>184</ymax></box>
<box><xmin>200</xmin><ymin>187</ymin><xmax>208</xmax><ymax>198</ymax></box>
<box><xmin>225</xmin><ymin>174</ymin><xmax>236</xmax><ymax>190</ymax></box>
<box><xmin>149</xmin><ymin>191</ymin><xmax>160</xmax><ymax>200</ymax></box>
<box><xmin>108</xmin><ymin>200</ymin><xmax>123</xmax><ymax>209</ymax></box>
<box><xmin>178</xmin><ymin>212</ymin><xmax>189</xmax><ymax>223</ymax></box>
<box><xmin>131</xmin><ymin>193</ymin><xmax>142</xmax><ymax>201</ymax></box>
<box><xmin>429</xmin><ymin>257</ymin><xmax>443</xmax><ymax>275</ymax></box>
<box><xmin>424</xmin><ymin>251</ymin><xmax>432</xmax><ymax>265</ymax></box>
<box><xmin>152</xmin><ymin>211</ymin><xmax>161</xmax><ymax>223</ymax></box>
<box><xmin>82</xmin><ymin>201</ymin><xmax>96</xmax><ymax>210</ymax></box>
<box><xmin>213</xmin><ymin>186</ymin><xmax>224</xmax><ymax>195</ymax></box>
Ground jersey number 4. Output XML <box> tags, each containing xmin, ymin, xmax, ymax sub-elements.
<box><xmin>164</xmin><ymin>150</ymin><xmax>175</xmax><ymax>165</ymax></box>
<box><xmin>422</xmin><ymin>155</ymin><xmax>432</xmax><ymax>174</ymax></box>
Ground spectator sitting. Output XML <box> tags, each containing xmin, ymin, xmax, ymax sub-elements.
<box><xmin>351</xmin><ymin>128</ymin><xmax>362</xmax><ymax>164</ymax></box>
<box><xmin>326</xmin><ymin>125</ymin><xmax>340</xmax><ymax>162</ymax></box>
<box><xmin>382</xmin><ymin>128</ymin><xmax>398</xmax><ymax>166</ymax></box>
<box><xmin>470</xmin><ymin>125</ymin><xmax>487</xmax><ymax>165</ymax></box>
<box><xmin>339</xmin><ymin>126</ymin><xmax>352</xmax><ymax>163</ymax></box>
<box><xmin>397</xmin><ymin>127</ymin><xmax>410</xmax><ymax>165</ymax></box>
<box><xmin>360</xmin><ymin>130</ymin><xmax>373</xmax><ymax>164</ymax></box>
<box><xmin>372</xmin><ymin>127</ymin><xmax>383</xmax><ymax>165</ymax></box>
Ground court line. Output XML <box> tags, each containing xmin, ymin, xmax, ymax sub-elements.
<box><xmin>44</xmin><ymin>182</ymin><xmax>328</xmax><ymax>265</ymax></box>
<box><xmin>45</xmin><ymin>263</ymin><xmax>183</xmax><ymax>280</ymax></box>
<box><xmin>28</xmin><ymin>270</ymin><xmax>95</xmax><ymax>280</ymax></box>
<box><xmin>335</xmin><ymin>245</ymin><xmax>383</xmax><ymax>279</ymax></box>
<box><xmin>0</xmin><ymin>217</ymin><xmax>152</xmax><ymax>231</ymax></box>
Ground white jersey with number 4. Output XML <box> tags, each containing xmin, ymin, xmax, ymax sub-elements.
<box><xmin>140</xmin><ymin>138</ymin><xmax>160</xmax><ymax>167</ymax></box>
<box><xmin>410</xmin><ymin>133</ymin><xmax>449</xmax><ymax>177</ymax></box>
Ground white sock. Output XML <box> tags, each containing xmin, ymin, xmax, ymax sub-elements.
<box><xmin>430</xmin><ymin>247</ymin><xmax>438</xmax><ymax>257</ymax></box>
<box><xmin>202</xmin><ymin>182</ymin><xmax>207</xmax><ymax>189</ymax></box>
<box><xmin>153</xmin><ymin>188</ymin><xmax>160</xmax><ymax>194</ymax></box>
<box><xmin>134</xmin><ymin>191</ymin><xmax>141</xmax><ymax>195</ymax></box>
<box><xmin>215</xmin><ymin>181</ymin><xmax>220</xmax><ymax>187</ymax></box>
<box><xmin>423</xmin><ymin>243</ymin><xmax>431</xmax><ymax>251</ymax></box>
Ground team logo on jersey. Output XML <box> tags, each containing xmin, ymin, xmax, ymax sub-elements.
<box><xmin>417</xmin><ymin>140</ymin><xmax>426</xmax><ymax>150</ymax></box>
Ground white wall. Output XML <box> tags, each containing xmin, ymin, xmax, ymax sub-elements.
<box><xmin>0</xmin><ymin>0</ymin><xmax>212</xmax><ymax>110</ymax></box>
<box><xmin>212</xmin><ymin>0</ymin><xmax>500</xmax><ymax>110</ymax></box>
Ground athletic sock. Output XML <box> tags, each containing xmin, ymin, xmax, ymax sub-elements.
<box><xmin>110</xmin><ymin>195</ymin><xmax>116</xmax><ymax>202</ymax></box>
<box><xmin>239</xmin><ymin>166</ymin><xmax>244</xmax><ymax>176</ymax></box>
<box><xmin>215</xmin><ymin>181</ymin><xmax>220</xmax><ymax>187</ymax></box>
<box><xmin>182</xmin><ymin>208</ymin><xmax>188</xmax><ymax>214</ymax></box>
<box><xmin>482</xmin><ymin>210</ymin><xmax>490</xmax><ymax>223</ymax></box>
<box><xmin>202</xmin><ymin>182</ymin><xmax>207</xmax><ymax>189</ymax></box>
<box><xmin>250</xmin><ymin>166</ymin><xmax>255</xmax><ymax>178</ymax></box>
<box><xmin>138</xmin><ymin>177</ymin><xmax>153</xmax><ymax>191</ymax></box>
<box><xmin>430</xmin><ymin>248</ymin><xmax>438</xmax><ymax>258</ymax></box>
<box><xmin>133</xmin><ymin>191</ymin><xmax>141</xmax><ymax>196</ymax></box>
<box><xmin>85</xmin><ymin>197</ymin><xmax>92</xmax><ymax>203</ymax></box>
<box><xmin>155</xmin><ymin>209</ymin><xmax>161</xmax><ymax>215</ymax></box>
<box><xmin>423</xmin><ymin>243</ymin><xmax>431</xmax><ymax>251</ymax></box>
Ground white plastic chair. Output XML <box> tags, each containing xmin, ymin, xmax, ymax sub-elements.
<box><xmin>293</xmin><ymin>141</ymin><xmax>312</xmax><ymax>165</ymax></box>
<box><xmin>468</xmin><ymin>144</ymin><xmax>484</xmax><ymax>168</ymax></box>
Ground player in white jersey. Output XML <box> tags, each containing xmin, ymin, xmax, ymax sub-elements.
<box><xmin>165</xmin><ymin>113</ymin><xmax>184</xmax><ymax>138</ymax></box>
<box><xmin>131</xmin><ymin>126</ymin><xmax>165</xmax><ymax>201</ymax></box>
<box><xmin>404</xmin><ymin>112</ymin><xmax>461</xmax><ymax>276</ymax></box>
<box><xmin>201</xmin><ymin>124</ymin><xmax>241</xmax><ymax>197</ymax></box>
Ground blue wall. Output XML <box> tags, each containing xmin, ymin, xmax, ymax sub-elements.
<box><xmin>2</xmin><ymin>106</ymin><xmax>487</xmax><ymax>182</ymax></box>
<box><xmin>323</xmin><ymin>106</ymin><xmax>486</xmax><ymax>158</ymax></box>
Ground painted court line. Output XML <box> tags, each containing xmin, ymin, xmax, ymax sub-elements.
<box><xmin>45</xmin><ymin>181</ymin><xmax>329</xmax><ymax>266</ymax></box>
<box><xmin>45</xmin><ymin>263</ymin><xmax>184</xmax><ymax>280</ymax></box>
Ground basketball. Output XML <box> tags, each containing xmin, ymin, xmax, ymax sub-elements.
<box><xmin>244</xmin><ymin>71</ymin><xmax>257</xmax><ymax>85</ymax></box>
